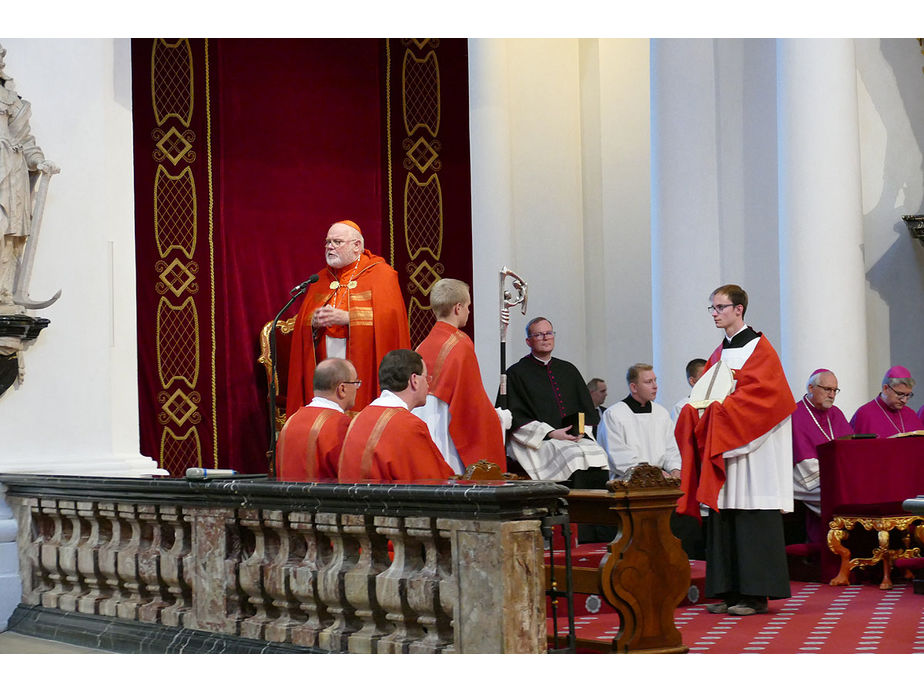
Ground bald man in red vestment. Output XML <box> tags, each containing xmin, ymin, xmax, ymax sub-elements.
<box><xmin>339</xmin><ymin>349</ymin><xmax>453</xmax><ymax>482</ymax></box>
<box><xmin>414</xmin><ymin>278</ymin><xmax>507</xmax><ymax>475</ymax></box>
<box><xmin>286</xmin><ymin>220</ymin><xmax>410</xmax><ymax>418</ymax></box>
<box><xmin>276</xmin><ymin>357</ymin><xmax>359</xmax><ymax>481</ymax></box>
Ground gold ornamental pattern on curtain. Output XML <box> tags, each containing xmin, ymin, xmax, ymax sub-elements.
<box><xmin>146</xmin><ymin>38</ymin><xmax>217</xmax><ymax>476</ymax></box>
<box><xmin>389</xmin><ymin>39</ymin><xmax>445</xmax><ymax>346</ymax></box>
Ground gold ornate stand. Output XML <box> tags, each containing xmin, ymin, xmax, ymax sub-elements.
<box><xmin>827</xmin><ymin>514</ymin><xmax>924</xmax><ymax>589</ymax></box>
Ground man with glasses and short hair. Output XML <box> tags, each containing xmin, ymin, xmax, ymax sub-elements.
<box><xmin>276</xmin><ymin>358</ymin><xmax>359</xmax><ymax>481</ymax></box>
<box><xmin>675</xmin><ymin>284</ymin><xmax>796</xmax><ymax>617</ymax></box>
<box><xmin>850</xmin><ymin>366</ymin><xmax>923</xmax><ymax>437</ymax></box>
<box><xmin>791</xmin><ymin>368</ymin><xmax>853</xmax><ymax>541</ymax></box>
<box><xmin>501</xmin><ymin>316</ymin><xmax>607</xmax><ymax>483</ymax></box>
<box><xmin>414</xmin><ymin>278</ymin><xmax>507</xmax><ymax>475</ymax></box>
<box><xmin>338</xmin><ymin>349</ymin><xmax>453</xmax><ymax>482</ymax></box>
<box><xmin>287</xmin><ymin>220</ymin><xmax>410</xmax><ymax>417</ymax></box>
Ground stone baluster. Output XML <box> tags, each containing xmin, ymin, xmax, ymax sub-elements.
<box><xmin>75</xmin><ymin>501</ymin><xmax>108</xmax><ymax>614</ymax></box>
<box><xmin>183</xmin><ymin>507</ymin><xmax>239</xmax><ymax>635</ymax></box>
<box><xmin>137</xmin><ymin>504</ymin><xmax>169</xmax><ymax>623</ymax></box>
<box><xmin>238</xmin><ymin>508</ymin><xmax>274</xmax><ymax>639</ymax></box>
<box><xmin>115</xmin><ymin>503</ymin><xmax>145</xmax><ymax>621</ymax></box>
<box><xmin>16</xmin><ymin>497</ymin><xmax>47</xmax><ymax>605</ymax></box>
<box><xmin>435</xmin><ymin>522</ymin><xmax>457</xmax><ymax>654</ymax></box>
<box><xmin>315</xmin><ymin>512</ymin><xmax>361</xmax><ymax>651</ymax></box>
<box><xmin>159</xmin><ymin>505</ymin><xmax>191</xmax><ymax>628</ymax></box>
<box><xmin>39</xmin><ymin>499</ymin><xmax>65</xmax><ymax>609</ymax></box>
<box><xmin>406</xmin><ymin>516</ymin><xmax>454</xmax><ymax>653</ymax></box>
<box><xmin>342</xmin><ymin>513</ymin><xmax>391</xmax><ymax>653</ymax></box>
<box><xmin>288</xmin><ymin>511</ymin><xmax>332</xmax><ymax>648</ymax></box>
<box><xmin>97</xmin><ymin>502</ymin><xmax>125</xmax><ymax>617</ymax></box>
<box><xmin>55</xmin><ymin>501</ymin><xmax>86</xmax><ymax>612</ymax></box>
<box><xmin>262</xmin><ymin>509</ymin><xmax>305</xmax><ymax>643</ymax></box>
<box><xmin>374</xmin><ymin>515</ymin><xmax>424</xmax><ymax>653</ymax></box>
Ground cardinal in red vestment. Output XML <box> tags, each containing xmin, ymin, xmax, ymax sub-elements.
<box><xmin>286</xmin><ymin>221</ymin><xmax>410</xmax><ymax>418</ymax></box>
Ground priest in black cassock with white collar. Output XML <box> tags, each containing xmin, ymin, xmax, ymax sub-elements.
<box><xmin>500</xmin><ymin>316</ymin><xmax>608</xmax><ymax>483</ymax></box>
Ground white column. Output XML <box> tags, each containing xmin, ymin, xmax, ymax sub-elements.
<box><xmin>0</xmin><ymin>39</ymin><xmax>159</xmax><ymax>478</ymax></box>
<box><xmin>650</xmin><ymin>39</ymin><xmax>724</xmax><ymax>409</ymax></box>
<box><xmin>468</xmin><ymin>39</ymin><xmax>516</xmax><ymax>398</ymax></box>
<box><xmin>777</xmin><ymin>39</ymin><xmax>869</xmax><ymax>415</ymax></box>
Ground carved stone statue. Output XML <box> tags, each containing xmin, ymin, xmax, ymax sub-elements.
<box><xmin>0</xmin><ymin>42</ymin><xmax>59</xmax><ymax>314</ymax></box>
<box><xmin>0</xmin><ymin>43</ymin><xmax>59</xmax><ymax>396</ymax></box>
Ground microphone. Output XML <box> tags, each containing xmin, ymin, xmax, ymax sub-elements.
<box><xmin>291</xmin><ymin>274</ymin><xmax>320</xmax><ymax>295</ymax></box>
<box><xmin>185</xmin><ymin>467</ymin><xmax>238</xmax><ymax>480</ymax></box>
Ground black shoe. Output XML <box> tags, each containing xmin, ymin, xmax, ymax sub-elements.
<box><xmin>727</xmin><ymin>597</ymin><xmax>768</xmax><ymax>616</ymax></box>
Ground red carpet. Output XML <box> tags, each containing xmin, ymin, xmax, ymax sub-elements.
<box><xmin>550</xmin><ymin>581</ymin><xmax>924</xmax><ymax>653</ymax></box>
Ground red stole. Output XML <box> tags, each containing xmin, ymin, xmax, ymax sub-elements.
<box><xmin>416</xmin><ymin>322</ymin><xmax>506</xmax><ymax>470</ymax></box>
<box><xmin>338</xmin><ymin>404</ymin><xmax>453</xmax><ymax>482</ymax></box>
<box><xmin>276</xmin><ymin>406</ymin><xmax>350</xmax><ymax>481</ymax></box>
<box><xmin>676</xmin><ymin>336</ymin><xmax>796</xmax><ymax>517</ymax></box>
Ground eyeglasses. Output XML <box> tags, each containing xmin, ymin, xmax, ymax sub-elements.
<box><xmin>812</xmin><ymin>385</ymin><xmax>840</xmax><ymax>395</ymax></box>
<box><xmin>324</xmin><ymin>238</ymin><xmax>355</xmax><ymax>248</ymax></box>
<box><xmin>707</xmin><ymin>304</ymin><xmax>734</xmax><ymax>314</ymax></box>
<box><xmin>886</xmin><ymin>384</ymin><xmax>914</xmax><ymax>400</ymax></box>
<box><xmin>529</xmin><ymin>331</ymin><xmax>556</xmax><ymax>340</ymax></box>
<box><xmin>342</xmin><ymin>380</ymin><xmax>362</xmax><ymax>388</ymax></box>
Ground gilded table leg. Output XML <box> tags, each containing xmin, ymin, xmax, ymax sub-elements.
<box><xmin>828</xmin><ymin>526</ymin><xmax>854</xmax><ymax>586</ymax></box>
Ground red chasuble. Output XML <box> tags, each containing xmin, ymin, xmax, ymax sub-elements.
<box><xmin>675</xmin><ymin>336</ymin><xmax>797</xmax><ymax>517</ymax></box>
<box><xmin>276</xmin><ymin>405</ymin><xmax>351</xmax><ymax>481</ymax></box>
<box><xmin>416</xmin><ymin>321</ymin><xmax>506</xmax><ymax>469</ymax></box>
<box><xmin>337</xmin><ymin>404</ymin><xmax>454</xmax><ymax>482</ymax></box>
<box><xmin>286</xmin><ymin>250</ymin><xmax>411</xmax><ymax>417</ymax></box>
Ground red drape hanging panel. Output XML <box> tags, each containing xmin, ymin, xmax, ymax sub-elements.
<box><xmin>382</xmin><ymin>39</ymin><xmax>474</xmax><ymax>347</ymax></box>
<box><xmin>132</xmin><ymin>39</ymin><xmax>220</xmax><ymax>477</ymax></box>
<box><xmin>133</xmin><ymin>38</ymin><xmax>472</xmax><ymax>475</ymax></box>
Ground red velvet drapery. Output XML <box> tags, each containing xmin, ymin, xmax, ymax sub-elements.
<box><xmin>132</xmin><ymin>38</ymin><xmax>473</xmax><ymax>475</ymax></box>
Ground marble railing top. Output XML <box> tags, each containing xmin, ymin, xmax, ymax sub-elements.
<box><xmin>0</xmin><ymin>473</ymin><xmax>569</xmax><ymax>521</ymax></box>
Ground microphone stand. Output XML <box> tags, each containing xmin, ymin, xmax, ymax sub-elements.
<box><xmin>266</xmin><ymin>281</ymin><xmax>313</xmax><ymax>475</ymax></box>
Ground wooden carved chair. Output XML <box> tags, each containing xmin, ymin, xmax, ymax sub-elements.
<box><xmin>258</xmin><ymin>317</ymin><xmax>297</xmax><ymax>433</ymax></box>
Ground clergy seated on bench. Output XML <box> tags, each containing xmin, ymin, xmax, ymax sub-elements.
<box><xmin>501</xmin><ymin>317</ymin><xmax>609</xmax><ymax>541</ymax></box>
<box><xmin>338</xmin><ymin>349</ymin><xmax>454</xmax><ymax>483</ymax></box>
<box><xmin>500</xmin><ymin>316</ymin><xmax>608</xmax><ymax>486</ymax></box>
<box><xmin>597</xmin><ymin>362</ymin><xmax>703</xmax><ymax>559</ymax></box>
<box><xmin>276</xmin><ymin>357</ymin><xmax>357</xmax><ymax>482</ymax></box>
<box><xmin>791</xmin><ymin>368</ymin><xmax>853</xmax><ymax>544</ymax></box>
<box><xmin>850</xmin><ymin>365</ymin><xmax>922</xmax><ymax>437</ymax></box>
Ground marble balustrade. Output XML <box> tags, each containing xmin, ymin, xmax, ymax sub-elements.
<box><xmin>0</xmin><ymin>474</ymin><xmax>567</xmax><ymax>654</ymax></box>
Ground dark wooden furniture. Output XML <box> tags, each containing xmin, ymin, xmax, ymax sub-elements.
<box><xmin>545</xmin><ymin>464</ymin><xmax>690</xmax><ymax>654</ymax></box>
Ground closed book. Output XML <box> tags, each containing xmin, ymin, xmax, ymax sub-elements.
<box><xmin>561</xmin><ymin>411</ymin><xmax>585</xmax><ymax>437</ymax></box>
